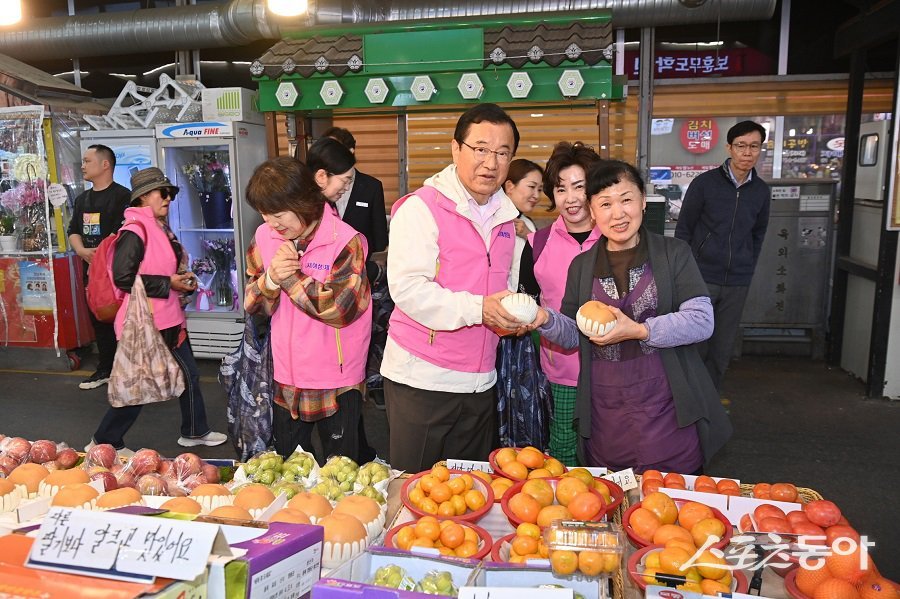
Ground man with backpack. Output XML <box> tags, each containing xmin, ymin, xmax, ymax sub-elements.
<box><xmin>67</xmin><ymin>145</ymin><xmax>131</xmax><ymax>390</ymax></box>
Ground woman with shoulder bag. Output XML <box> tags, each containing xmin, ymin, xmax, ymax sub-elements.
<box><xmin>88</xmin><ymin>167</ymin><xmax>227</xmax><ymax>453</ymax></box>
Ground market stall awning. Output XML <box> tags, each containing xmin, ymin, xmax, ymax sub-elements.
<box><xmin>252</xmin><ymin>12</ymin><xmax>622</xmax><ymax>113</ymax></box>
<box><xmin>0</xmin><ymin>53</ymin><xmax>92</xmax><ymax>100</ymax></box>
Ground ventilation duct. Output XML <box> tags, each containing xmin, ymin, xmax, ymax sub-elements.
<box><xmin>0</xmin><ymin>0</ymin><xmax>776</xmax><ymax>62</ymax></box>
<box><xmin>308</xmin><ymin>0</ymin><xmax>777</xmax><ymax>29</ymax></box>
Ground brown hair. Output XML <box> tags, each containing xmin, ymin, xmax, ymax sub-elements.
<box><xmin>542</xmin><ymin>141</ymin><xmax>603</xmax><ymax>209</ymax></box>
<box><xmin>245</xmin><ymin>157</ymin><xmax>327</xmax><ymax>225</ymax></box>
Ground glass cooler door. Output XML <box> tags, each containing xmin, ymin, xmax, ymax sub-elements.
<box><xmin>159</xmin><ymin>142</ymin><xmax>239</xmax><ymax>316</ymax></box>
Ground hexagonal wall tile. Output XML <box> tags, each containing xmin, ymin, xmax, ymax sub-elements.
<box><xmin>319</xmin><ymin>81</ymin><xmax>344</xmax><ymax>106</ymax></box>
<box><xmin>457</xmin><ymin>73</ymin><xmax>484</xmax><ymax>100</ymax></box>
<box><xmin>558</xmin><ymin>70</ymin><xmax>585</xmax><ymax>97</ymax></box>
<box><xmin>364</xmin><ymin>78</ymin><xmax>389</xmax><ymax>104</ymax></box>
<box><xmin>410</xmin><ymin>76</ymin><xmax>436</xmax><ymax>102</ymax></box>
<box><xmin>275</xmin><ymin>81</ymin><xmax>299</xmax><ymax>107</ymax></box>
<box><xmin>506</xmin><ymin>72</ymin><xmax>533</xmax><ymax>99</ymax></box>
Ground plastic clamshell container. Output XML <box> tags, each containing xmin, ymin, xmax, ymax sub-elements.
<box><xmin>542</xmin><ymin>520</ymin><xmax>625</xmax><ymax>578</ymax></box>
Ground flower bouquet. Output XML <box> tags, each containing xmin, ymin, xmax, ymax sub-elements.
<box><xmin>0</xmin><ymin>181</ymin><xmax>47</xmax><ymax>252</ymax></box>
<box><xmin>181</xmin><ymin>152</ymin><xmax>233</xmax><ymax>229</ymax></box>
<box><xmin>191</xmin><ymin>256</ymin><xmax>216</xmax><ymax>311</ymax></box>
<box><xmin>202</xmin><ymin>237</ymin><xmax>236</xmax><ymax>308</ymax></box>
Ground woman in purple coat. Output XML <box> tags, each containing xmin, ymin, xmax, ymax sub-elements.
<box><xmin>528</xmin><ymin>160</ymin><xmax>732</xmax><ymax>473</ymax></box>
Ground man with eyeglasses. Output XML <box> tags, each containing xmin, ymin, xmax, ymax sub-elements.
<box><xmin>382</xmin><ymin>103</ymin><xmax>523</xmax><ymax>472</ymax></box>
<box><xmin>68</xmin><ymin>144</ymin><xmax>131</xmax><ymax>390</ymax></box>
<box><xmin>675</xmin><ymin>120</ymin><xmax>771</xmax><ymax>395</ymax></box>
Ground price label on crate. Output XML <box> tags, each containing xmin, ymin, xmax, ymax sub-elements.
<box><xmin>446</xmin><ymin>459</ymin><xmax>494</xmax><ymax>474</ymax></box>
<box><xmin>602</xmin><ymin>468</ymin><xmax>638</xmax><ymax>491</ymax></box>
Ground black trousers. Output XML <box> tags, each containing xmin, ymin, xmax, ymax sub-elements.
<box><xmin>273</xmin><ymin>389</ymin><xmax>363</xmax><ymax>464</ymax></box>
<box><xmin>93</xmin><ymin>337</ymin><xmax>211</xmax><ymax>449</ymax></box>
<box><xmin>384</xmin><ymin>378</ymin><xmax>495</xmax><ymax>473</ymax></box>
<box><xmin>699</xmin><ymin>284</ymin><xmax>750</xmax><ymax>393</ymax></box>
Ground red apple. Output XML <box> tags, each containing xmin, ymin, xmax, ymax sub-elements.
<box><xmin>201</xmin><ymin>463</ymin><xmax>220</xmax><ymax>484</ymax></box>
<box><xmin>87</xmin><ymin>444</ymin><xmax>118</xmax><ymax>469</ymax></box>
<box><xmin>3</xmin><ymin>437</ymin><xmax>32</xmax><ymax>462</ymax></box>
<box><xmin>29</xmin><ymin>440</ymin><xmax>57</xmax><ymax>463</ymax></box>
<box><xmin>173</xmin><ymin>453</ymin><xmax>203</xmax><ymax>479</ymax></box>
<box><xmin>111</xmin><ymin>464</ymin><xmax>136</xmax><ymax>489</ymax></box>
<box><xmin>86</xmin><ymin>465</ymin><xmax>110</xmax><ymax>477</ymax></box>
<box><xmin>57</xmin><ymin>448</ymin><xmax>79</xmax><ymax>469</ymax></box>
<box><xmin>162</xmin><ymin>476</ymin><xmax>187</xmax><ymax>497</ymax></box>
<box><xmin>90</xmin><ymin>471</ymin><xmax>119</xmax><ymax>492</ymax></box>
<box><xmin>158</xmin><ymin>460</ymin><xmax>175</xmax><ymax>477</ymax></box>
<box><xmin>129</xmin><ymin>449</ymin><xmax>161</xmax><ymax>477</ymax></box>
<box><xmin>179</xmin><ymin>473</ymin><xmax>207</xmax><ymax>492</ymax></box>
<box><xmin>137</xmin><ymin>473</ymin><xmax>169</xmax><ymax>496</ymax></box>
<box><xmin>0</xmin><ymin>455</ymin><xmax>17</xmax><ymax>476</ymax></box>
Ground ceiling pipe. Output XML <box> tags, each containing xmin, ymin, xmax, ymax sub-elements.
<box><xmin>0</xmin><ymin>0</ymin><xmax>284</xmax><ymax>62</ymax></box>
<box><xmin>308</xmin><ymin>0</ymin><xmax>776</xmax><ymax>29</ymax></box>
<box><xmin>0</xmin><ymin>0</ymin><xmax>775</xmax><ymax>63</ymax></box>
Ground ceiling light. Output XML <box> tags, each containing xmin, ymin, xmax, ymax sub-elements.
<box><xmin>267</xmin><ymin>0</ymin><xmax>308</xmax><ymax>17</ymax></box>
<box><xmin>0</xmin><ymin>0</ymin><xmax>21</xmax><ymax>26</ymax></box>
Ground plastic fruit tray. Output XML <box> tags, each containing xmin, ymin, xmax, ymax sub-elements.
<box><xmin>400</xmin><ymin>468</ymin><xmax>494</xmax><ymax>523</ymax></box>
<box><xmin>626</xmin><ymin>544</ymin><xmax>749</xmax><ymax>592</ymax></box>
<box><xmin>621</xmin><ymin>498</ymin><xmax>733</xmax><ymax>550</ymax></box>
<box><xmin>488</xmin><ymin>447</ymin><xmax>567</xmax><ymax>481</ymax></box>
<box><xmin>383</xmin><ymin>517</ymin><xmax>493</xmax><ymax>561</ymax></box>
<box><xmin>500</xmin><ymin>477</ymin><xmax>613</xmax><ymax>529</ymax></box>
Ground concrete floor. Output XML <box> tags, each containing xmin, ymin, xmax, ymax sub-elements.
<box><xmin>0</xmin><ymin>353</ymin><xmax>897</xmax><ymax>578</ymax></box>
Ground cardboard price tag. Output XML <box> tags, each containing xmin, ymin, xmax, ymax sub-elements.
<box><xmin>446</xmin><ymin>459</ymin><xmax>494</xmax><ymax>474</ymax></box>
<box><xmin>27</xmin><ymin>507</ymin><xmax>231</xmax><ymax>583</ymax></box>
<box><xmin>459</xmin><ymin>587</ymin><xmax>572</xmax><ymax>599</ymax></box>
<box><xmin>602</xmin><ymin>468</ymin><xmax>638</xmax><ymax>491</ymax></box>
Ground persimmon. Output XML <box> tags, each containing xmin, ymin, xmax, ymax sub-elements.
<box><xmin>429</xmin><ymin>482</ymin><xmax>452</xmax><ymax>504</ymax></box>
<box><xmin>502</xmin><ymin>461</ymin><xmax>529</xmax><ymax>480</ymax></box>
<box><xmin>550</xmin><ymin>550</ymin><xmax>578</xmax><ymax>575</ymax></box>
<box><xmin>691</xmin><ymin>517</ymin><xmax>726</xmax><ymax>547</ymax></box>
<box><xmin>555</xmin><ymin>477</ymin><xmax>589</xmax><ymax>506</ymax></box>
<box><xmin>568</xmin><ymin>491</ymin><xmax>604</xmax><ymax>520</ymax></box>
<box><xmin>439</xmin><ymin>522</ymin><xmax>465</xmax><ymax>549</ymax></box>
<box><xmin>464</xmin><ymin>489</ymin><xmax>486</xmax><ymax>511</ymax></box>
<box><xmin>537</xmin><ymin>504</ymin><xmax>571</xmax><ymax>528</ymax></box>
<box><xmin>813</xmin><ymin>578</ymin><xmax>862</xmax><ymax>599</ymax></box>
<box><xmin>629</xmin><ymin>507</ymin><xmax>661</xmax><ymax>543</ymax></box>
<box><xmin>414</xmin><ymin>518</ymin><xmax>441</xmax><ymax>541</ymax></box>
<box><xmin>642</xmin><ymin>469</ymin><xmax>664</xmax><ymax>482</ymax></box>
<box><xmin>521</xmin><ymin>479</ymin><xmax>554</xmax><ymax>507</ymax></box>
<box><xmin>508</xmin><ymin>492</ymin><xmax>540</xmax><ymax>524</ymax></box>
<box><xmin>516</xmin><ymin>448</ymin><xmax>545</xmax><ymax>470</ymax></box>
<box><xmin>578</xmin><ymin>550</ymin><xmax>606</xmax><ymax>576</ymax></box>
<box><xmin>678</xmin><ymin>501</ymin><xmax>714</xmax><ymax>531</ymax></box>
<box><xmin>663</xmin><ymin>472</ymin><xmax>686</xmax><ymax>488</ymax></box>
<box><xmin>701</xmin><ymin>580</ymin><xmax>731</xmax><ymax>596</ymax></box>
<box><xmin>511</xmin><ymin>534</ymin><xmax>538</xmax><ymax>556</ymax></box>
<box><xmin>693</xmin><ymin>475</ymin><xmax>718</xmax><ymax>493</ymax></box>
<box><xmin>455</xmin><ymin>540</ymin><xmax>478</xmax><ymax>558</ymax></box>
<box><xmin>653</xmin><ymin>524</ymin><xmax>694</xmax><ymax>547</ymax></box>
<box><xmin>770</xmin><ymin>482</ymin><xmax>799</xmax><ymax>502</ymax></box>
<box><xmin>642</xmin><ymin>492</ymin><xmax>678</xmax><ymax>525</ymax></box>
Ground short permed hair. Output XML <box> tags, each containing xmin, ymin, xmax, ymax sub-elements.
<box><xmin>245</xmin><ymin>156</ymin><xmax>327</xmax><ymax>225</ymax></box>
<box><xmin>542</xmin><ymin>141</ymin><xmax>603</xmax><ymax>209</ymax></box>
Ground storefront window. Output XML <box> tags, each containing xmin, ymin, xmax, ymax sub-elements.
<box><xmin>781</xmin><ymin>115</ymin><xmax>844</xmax><ymax>179</ymax></box>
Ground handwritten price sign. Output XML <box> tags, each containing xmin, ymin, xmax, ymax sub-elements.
<box><xmin>27</xmin><ymin>507</ymin><xmax>228</xmax><ymax>583</ymax></box>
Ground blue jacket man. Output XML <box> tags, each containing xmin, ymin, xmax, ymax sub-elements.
<box><xmin>675</xmin><ymin>120</ymin><xmax>771</xmax><ymax>393</ymax></box>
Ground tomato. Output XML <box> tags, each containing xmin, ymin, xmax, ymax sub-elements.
<box><xmin>824</xmin><ymin>524</ymin><xmax>859</xmax><ymax>546</ymax></box>
<box><xmin>770</xmin><ymin>483</ymin><xmax>799</xmax><ymax>503</ymax></box>
<box><xmin>754</xmin><ymin>504</ymin><xmax>787</xmax><ymax>523</ymax></box>
<box><xmin>791</xmin><ymin>521</ymin><xmax>826</xmax><ymax>538</ymax></box>
<box><xmin>785</xmin><ymin>510</ymin><xmax>810</xmax><ymax>527</ymax></box>
<box><xmin>757</xmin><ymin>517</ymin><xmax>792</xmax><ymax>534</ymax></box>
<box><xmin>804</xmin><ymin>500</ymin><xmax>842</xmax><ymax>528</ymax></box>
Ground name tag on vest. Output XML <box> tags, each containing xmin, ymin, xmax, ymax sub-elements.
<box><xmin>355</xmin><ymin>201</ymin><xmax>368</xmax><ymax>207</ymax></box>
<box><xmin>498</xmin><ymin>231</ymin><xmax>512</xmax><ymax>238</ymax></box>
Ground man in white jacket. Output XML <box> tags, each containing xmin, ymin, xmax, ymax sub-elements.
<box><xmin>382</xmin><ymin>104</ymin><xmax>523</xmax><ymax>472</ymax></box>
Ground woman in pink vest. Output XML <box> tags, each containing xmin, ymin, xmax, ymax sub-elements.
<box><xmin>89</xmin><ymin>167</ymin><xmax>227</xmax><ymax>454</ymax></box>
<box><xmin>244</xmin><ymin>157</ymin><xmax>372</xmax><ymax>463</ymax></box>
<box><xmin>518</xmin><ymin>142</ymin><xmax>603</xmax><ymax>466</ymax></box>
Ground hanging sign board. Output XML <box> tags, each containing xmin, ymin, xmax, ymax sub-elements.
<box><xmin>27</xmin><ymin>507</ymin><xmax>230</xmax><ymax>583</ymax></box>
<box><xmin>156</xmin><ymin>121</ymin><xmax>233</xmax><ymax>139</ymax></box>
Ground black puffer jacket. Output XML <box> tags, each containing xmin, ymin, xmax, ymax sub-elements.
<box><xmin>674</xmin><ymin>163</ymin><xmax>770</xmax><ymax>286</ymax></box>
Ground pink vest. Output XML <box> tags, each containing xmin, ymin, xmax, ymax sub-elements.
<box><xmin>388</xmin><ymin>186</ymin><xmax>515</xmax><ymax>373</ymax></box>
<box><xmin>114</xmin><ymin>206</ymin><xmax>184</xmax><ymax>339</ymax></box>
<box><xmin>255</xmin><ymin>207</ymin><xmax>372</xmax><ymax>389</ymax></box>
<box><xmin>530</xmin><ymin>217</ymin><xmax>601</xmax><ymax>385</ymax></box>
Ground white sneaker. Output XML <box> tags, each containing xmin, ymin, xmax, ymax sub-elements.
<box><xmin>84</xmin><ymin>439</ymin><xmax>134</xmax><ymax>458</ymax></box>
<box><xmin>177</xmin><ymin>431</ymin><xmax>228</xmax><ymax>447</ymax></box>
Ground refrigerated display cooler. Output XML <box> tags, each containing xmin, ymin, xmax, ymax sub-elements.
<box><xmin>155</xmin><ymin>121</ymin><xmax>266</xmax><ymax>358</ymax></box>
<box><xmin>79</xmin><ymin>129</ymin><xmax>157</xmax><ymax>191</ymax></box>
